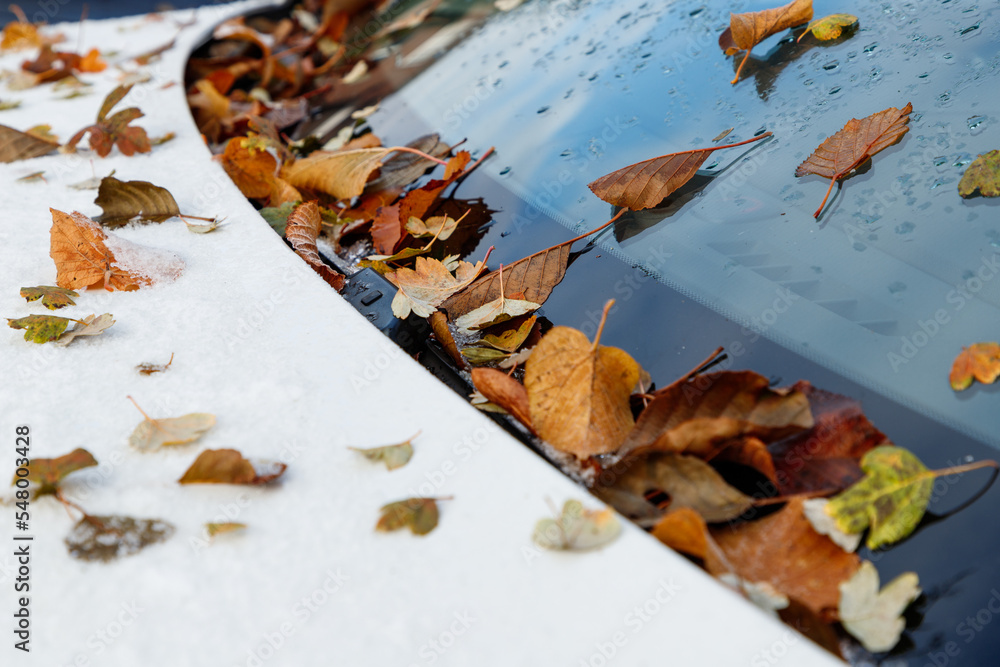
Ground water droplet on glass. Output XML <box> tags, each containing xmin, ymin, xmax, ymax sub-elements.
<box><xmin>933</xmin><ymin>156</ymin><xmax>948</xmax><ymax>167</ymax></box>
<box><xmin>967</xmin><ymin>115</ymin><xmax>986</xmax><ymax>134</ymax></box>
<box><xmin>954</xmin><ymin>153</ymin><xmax>973</xmax><ymax>168</ymax></box>
<box><xmin>829</xmin><ymin>86</ymin><xmax>841</xmax><ymax>95</ymax></box>
<box><xmin>499</xmin><ymin>166</ymin><xmax>511</xmax><ymax>177</ymax></box>
<box><xmin>537</xmin><ymin>106</ymin><xmax>550</xmax><ymax>114</ymax></box>
<box><xmin>863</xmin><ymin>42</ymin><xmax>878</xmax><ymax>54</ymax></box>
<box><xmin>960</xmin><ymin>22</ymin><xmax>981</xmax><ymax>36</ymax></box>
<box><xmin>888</xmin><ymin>281</ymin><xmax>907</xmax><ymax>294</ymax></box>
<box><xmin>498</xmin><ymin>60</ymin><xmax>509</xmax><ymax>69</ymax></box>
<box><xmin>822</xmin><ymin>60</ymin><xmax>839</xmax><ymax>71</ymax></box>
<box><xmin>895</xmin><ymin>221</ymin><xmax>915</xmax><ymax>235</ymax></box>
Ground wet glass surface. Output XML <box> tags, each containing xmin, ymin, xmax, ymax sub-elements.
<box><xmin>390</xmin><ymin>0</ymin><xmax>1000</xmax><ymax>453</ymax></box>
<box><xmin>365</xmin><ymin>0</ymin><xmax>1000</xmax><ymax>663</ymax></box>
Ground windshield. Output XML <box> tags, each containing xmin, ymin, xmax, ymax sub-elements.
<box><xmin>385</xmin><ymin>0</ymin><xmax>1000</xmax><ymax>450</ymax></box>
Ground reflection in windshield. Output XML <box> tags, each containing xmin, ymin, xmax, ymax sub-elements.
<box><xmin>389</xmin><ymin>0</ymin><xmax>1000</xmax><ymax>450</ymax></box>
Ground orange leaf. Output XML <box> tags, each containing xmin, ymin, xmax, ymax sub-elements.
<box><xmin>49</xmin><ymin>209</ymin><xmax>182</xmax><ymax>291</ymax></box>
<box><xmin>220</xmin><ymin>136</ymin><xmax>277</xmax><ymax>199</ymax></box>
<box><xmin>721</xmin><ymin>0</ymin><xmax>813</xmax><ymax>84</ymax></box>
<box><xmin>471</xmin><ymin>367</ymin><xmax>533</xmax><ymax>432</ymax></box>
<box><xmin>711</xmin><ymin>498</ymin><xmax>861</xmax><ymax>621</ymax></box>
<box><xmin>77</xmin><ymin>48</ymin><xmax>106</xmax><ymax>73</ymax></box>
<box><xmin>795</xmin><ymin>103</ymin><xmax>912</xmax><ymax>218</ymax></box>
<box><xmin>950</xmin><ymin>342</ymin><xmax>1000</xmax><ymax>391</ymax></box>
<box><xmin>523</xmin><ymin>301</ymin><xmax>640</xmax><ymax>458</ymax></box>
<box><xmin>285</xmin><ymin>202</ymin><xmax>345</xmax><ymax>291</ymax></box>
<box><xmin>588</xmin><ymin>133</ymin><xmax>771</xmax><ymax>210</ymax></box>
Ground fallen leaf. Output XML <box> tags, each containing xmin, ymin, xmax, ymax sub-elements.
<box><xmin>65</xmin><ymin>515</ymin><xmax>174</xmax><ymax>562</ymax></box>
<box><xmin>16</xmin><ymin>447</ymin><xmax>97</xmax><ymax>496</ymax></box>
<box><xmin>54</xmin><ymin>313</ymin><xmax>115</xmax><ymax>346</ymax></box>
<box><xmin>206</xmin><ymin>522</ymin><xmax>246</xmax><ymax>538</ymax></box>
<box><xmin>220</xmin><ymin>135</ymin><xmax>279</xmax><ymax>199</ymax></box>
<box><xmin>65</xmin><ymin>84</ymin><xmax>151</xmax><ymax>157</ymax></box>
<box><xmin>950</xmin><ymin>342</ymin><xmax>1000</xmax><ymax>390</ymax></box>
<box><xmin>712</xmin><ymin>436</ymin><xmax>777</xmax><ymax>482</ymax></box>
<box><xmin>0</xmin><ymin>100</ymin><xmax>22</xmax><ymax>111</ymax></box>
<box><xmin>598</xmin><ymin>452</ymin><xmax>755</xmax><ymax>523</ymax></box>
<box><xmin>480</xmin><ymin>315</ymin><xmax>537</xmax><ymax>353</ymax></box>
<box><xmin>824</xmin><ymin>445</ymin><xmax>997</xmax><ymax>549</ymax></box>
<box><xmin>259</xmin><ymin>201</ymin><xmax>299</xmax><ymax>235</ymax></box>
<box><xmin>387</xmin><ymin>250</ymin><xmax>491</xmax><ymax>319</ymax></box>
<box><xmin>7</xmin><ymin>314</ymin><xmax>70</xmax><ymax>343</ymax></box>
<box><xmin>471</xmin><ymin>367</ymin><xmax>533</xmax><ymax>431</ymax></box>
<box><xmin>16</xmin><ymin>170</ymin><xmax>44</xmax><ymax>182</ymax></box>
<box><xmin>128</xmin><ymin>397</ymin><xmax>216</xmax><ymax>451</ymax></box>
<box><xmin>720</xmin><ymin>0</ymin><xmax>813</xmax><ymax>84</ymax></box>
<box><xmin>621</xmin><ymin>370</ymin><xmax>813</xmax><ymax>459</ymax></box>
<box><xmin>136</xmin><ymin>353</ymin><xmax>174</xmax><ymax>375</ymax></box>
<box><xmin>443</xmin><ymin>244</ymin><xmax>570</xmax><ymax>319</ymax></box>
<box><xmin>1</xmin><ymin>21</ymin><xmax>41</xmax><ymax>51</ymax></box>
<box><xmin>532</xmin><ymin>499</ymin><xmax>621</xmax><ymax>550</ymax></box>
<box><xmin>405</xmin><ymin>214</ymin><xmax>458</xmax><ymax>240</ymax></box>
<box><xmin>838</xmin><ymin>561</ymin><xmax>920</xmax><ymax>652</ymax></box>
<box><xmin>958</xmin><ymin>150</ymin><xmax>1000</xmax><ymax>198</ymax></box>
<box><xmin>69</xmin><ymin>169</ymin><xmax>115</xmax><ymax>190</ymax></box>
<box><xmin>94</xmin><ymin>176</ymin><xmax>181</xmax><ymax>227</ymax></box>
<box><xmin>524</xmin><ymin>300</ymin><xmax>639</xmax><ymax>458</ymax></box>
<box><xmin>802</xmin><ymin>498</ymin><xmax>862</xmax><ymax>552</ymax></box>
<box><xmin>650</xmin><ymin>507</ymin><xmax>732</xmax><ymax>572</ymax></box>
<box><xmin>20</xmin><ymin>285</ymin><xmax>78</xmax><ymax>309</ymax></box>
<box><xmin>376</xmin><ymin>497</ymin><xmax>440</xmax><ymax>535</ymax></box>
<box><xmin>588</xmin><ymin>133</ymin><xmax>772</xmax><ymax>210</ymax></box>
<box><xmin>768</xmin><ymin>382</ymin><xmax>888</xmax><ymax>495</ymax></box>
<box><xmin>179</xmin><ymin>449</ymin><xmax>286</xmax><ymax>485</ymax></box>
<box><xmin>184</xmin><ymin>218</ymin><xmax>220</xmax><ymax>234</ymax></box>
<box><xmin>795</xmin><ymin>103</ymin><xmax>912</xmax><ymax>218</ymax></box>
<box><xmin>284</xmin><ymin>201</ymin><xmax>346</xmax><ymax>290</ymax></box>
<box><xmin>349</xmin><ymin>433</ymin><xmax>417</xmax><ymax>470</ymax></box>
<box><xmin>796</xmin><ymin>14</ymin><xmax>858</xmax><ymax>42</ymax></box>
<box><xmin>49</xmin><ymin>209</ymin><xmax>184</xmax><ymax>291</ymax></box>
<box><xmin>454</xmin><ymin>295</ymin><xmax>539</xmax><ymax>332</ymax></box>
<box><xmin>428</xmin><ymin>311</ymin><xmax>467</xmax><ymax>369</ymax></box>
<box><xmin>711</xmin><ymin>498</ymin><xmax>861</xmax><ymax>621</ymax></box>
<box><xmin>461</xmin><ymin>346</ymin><xmax>509</xmax><ymax>365</ymax></box>
<box><xmin>0</xmin><ymin>123</ymin><xmax>59</xmax><ymax>162</ymax></box>
<box><xmin>283</xmin><ymin>147</ymin><xmax>395</xmax><ymax>199</ymax></box>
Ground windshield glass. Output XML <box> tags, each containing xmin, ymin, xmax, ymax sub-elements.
<box><xmin>386</xmin><ymin>0</ymin><xmax>1000</xmax><ymax>450</ymax></box>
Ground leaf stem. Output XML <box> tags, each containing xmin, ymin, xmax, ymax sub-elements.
<box><xmin>390</xmin><ymin>146</ymin><xmax>449</xmax><ymax>166</ymax></box>
<box><xmin>931</xmin><ymin>459</ymin><xmax>999</xmax><ymax>477</ymax></box>
<box><xmin>814</xmin><ymin>177</ymin><xmax>838</xmax><ymax>218</ymax></box>
<box><xmin>731</xmin><ymin>48</ymin><xmax>753</xmax><ymax>85</ymax></box>
<box><xmin>751</xmin><ymin>488</ymin><xmax>838</xmax><ymax>507</ymax></box>
<box><xmin>126</xmin><ymin>395</ymin><xmax>152</xmax><ymax>421</ymax></box>
<box><xmin>591</xmin><ymin>299</ymin><xmax>616</xmax><ymax>351</ymax></box>
<box><xmin>562</xmin><ymin>208</ymin><xmax>626</xmax><ymax>247</ymax></box>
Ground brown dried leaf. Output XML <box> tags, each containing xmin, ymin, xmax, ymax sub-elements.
<box><xmin>471</xmin><ymin>367</ymin><xmax>533</xmax><ymax>431</ymax></box>
<box><xmin>721</xmin><ymin>0</ymin><xmax>813</xmax><ymax>83</ymax></box>
<box><xmin>285</xmin><ymin>201</ymin><xmax>345</xmax><ymax>291</ymax></box>
<box><xmin>621</xmin><ymin>370</ymin><xmax>813</xmax><ymax>459</ymax></box>
<box><xmin>65</xmin><ymin>84</ymin><xmax>151</xmax><ymax>157</ymax></box>
<box><xmin>66</xmin><ymin>515</ymin><xmax>173</xmax><ymax>562</ymax></box>
<box><xmin>94</xmin><ymin>176</ymin><xmax>181</xmax><ymax>228</ymax></box>
<box><xmin>523</xmin><ymin>302</ymin><xmax>639</xmax><ymax>458</ymax></box>
<box><xmin>387</xmin><ymin>252</ymin><xmax>490</xmax><ymax>319</ymax></box>
<box><xmin>0</xmin><ymin>123</ymin><xmax>59</xmax><ymax>162</ymax></box>
<box><xmin>588</xmin><ymin>134</ymin><xmax>771</xmax><ymax>210</ymax></box>
<box><xmin>795</xmin><ymin>103</ymin><xmax>912</xmax><ymax>217</ymax></box>
<box><xmin>443</xmin><ymin>245</ymin><xmax>570</xmax><ymax>319</ymax></box>
<box><xmin>282</xmin><ymin>147</ymin><xmax>393</xmax><ymax>199</ymax></box>
<box><xmin>178</xmin><ymin>449</ymin><xmax>286</xmax><ymax>485</ymax></box>
<box><xmin>710</xmin><ymin>498</ymin><xmax>861</xmax><ymax>621</ymax></box>
<box><xmin>599</xmin><ymin>452</ymin><xmax>755</xmax><ymax>523</ymax></box>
